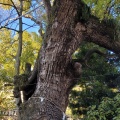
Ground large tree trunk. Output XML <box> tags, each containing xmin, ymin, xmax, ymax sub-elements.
<box><xmin>17</xmin><ymin>0</ymin><xmax>120</xmax><ymax>119</ymax></box>
<box><xmin>19</xmin><ymin>0</ymin><xmax>83</xmax><ymax>119</ymax></box>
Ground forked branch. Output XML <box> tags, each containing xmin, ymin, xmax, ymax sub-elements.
<box><xmin>85</xmin><ymin>48</ymin><xmax>120</xmax><ymax>68</ymax></box>
<box><xmin>73</xmin><ymin>48</ymin><xmax>119</xmax><ymax>69</ymax></box>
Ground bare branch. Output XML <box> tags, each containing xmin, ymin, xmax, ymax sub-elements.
<box><xmin>0</xmin><ymin>4</ymin><xmax>43</xmax><ymax>31</ymax></box>
<box><xmin>83</xmin><ymin>48</ymin><xmax>119</xmax><ymax>68</ymax></box>
<box><xmin>0</xmin><ymin>12</ymin><xmax>17</xmax><ymax>25</ymax></box>
<box><xmin>0</xmin><ymin>26</ymin><xmax>19</xmax><ymax>32</ymax></box>
<box><xmin>23</xmin><ymin>23</ymin><xmax>37</xmax><ymax>31</ymax></box>
<box><xmin>22</xmin><ymin>22</ymin><xmax>34</xmax><ymax>27</ymax></box>
<box><xmin>83</xmin><ymin>49</ymin><xmax>106</xmax><ymax>61</ymax></box>
<box><xmin>10</xmin><ymin>0</ymin><xmax>20</xmax><ymax>16</ymax></box>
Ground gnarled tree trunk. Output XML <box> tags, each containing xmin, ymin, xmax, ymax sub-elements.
<box><xmin>17</xmin><ymin>0</ymin><xmax>120</xmax><ymax>119</ymax></box>
<box><xmin>19</xmin><ymin>0</ymin><xmax>83</xmax><ymax>119</ymax></box>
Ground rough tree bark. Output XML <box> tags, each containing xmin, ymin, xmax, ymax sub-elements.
<box><xmin>17</xmin><ymin>0</ymin><xmax>120</xmax><ymax>120</ymax></box>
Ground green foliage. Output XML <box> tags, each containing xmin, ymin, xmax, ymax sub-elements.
<box><xmin>80</xmin><ymin>0</ymin><xmax>120</xmax><ymax>41</ymax></box>
<box><xmin>0</xmin><ymin>30</ymin><xmax>42</xmax><ymax>117</ymax></box>
<box><xmin>80</xmin><ymin>1</ymin><xmax>91</xmax><ymax>22</ymax></box>
<box><xmin>75</xmin><ymin>1</ymin><xmax>91</xmax><ymax>23</ymax></box>
<box><xmin>20</xmin><ymin>31</ymin><xmax>42</xmax><ymax>71</ymax></box>
<box><xmin>0</xmin><ymin>0</ymin><xmax>31</xmax><ymax>11</ymax></box>
<box><xmin>84</xmin><ymin>94</ymin><xmax>120</xmax><ymax>120</ymax></box>
<box><xmin>14</xmin><ymin>74</ymin><xmax>28</xmax><ymax>88</ymax></box>
<box><xmin>102</xmin><ymin>19</ymin><xmax>120</xmax><ymax>41</ymax></box>
<box><xmin>69</xmin><ymin>42</ymin><xmax>119</xmax><ymax>119</ymax></box>
<box><xmin>82</xmin><ymin>0</ymin><xmax>120</xmax><ymax>41</ymax></box>
<box><xmin>83</xmin><ymin>0</ymin><xmax>120</xmax><ymax>20</ymax></box>
<box><xmin>0</xmin><ymin>30</ymin><xmax>41</xmax><ymax>75</ymax></box>
<box><xmin>0</xmin><ymin>0</ymin><xmax>43</xmax><ymax>116</ymax></box>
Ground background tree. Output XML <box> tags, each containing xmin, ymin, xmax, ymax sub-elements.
<box><xmin>0</xmin><ymin>1</ymin><xmax>43</xmax><ymax>118</ymax></box>
<box><xmin>0</xmin><ymin>30</ymin><xmax>41</xmax><ymax>119</ymax></box>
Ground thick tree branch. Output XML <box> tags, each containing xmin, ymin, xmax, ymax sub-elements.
<box><xmin>84</xmin><ymin>17</ymin><xmax>120</xmax><ymax>54</ymax></box>
<box><xmin>43</xmin><ymin>0</ymin><xmax>51</xmax><ymax>19</ymax></box>
<box><xmin>24</xmin><ymin>14</ymin><xmax>41</xmax><ymax>24</ymax></box>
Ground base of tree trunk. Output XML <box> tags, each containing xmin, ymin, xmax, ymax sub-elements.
<box><xmin>19</xmin><ymin>97</ymin><xmax>66</xmax><ymax>120</ymax></box>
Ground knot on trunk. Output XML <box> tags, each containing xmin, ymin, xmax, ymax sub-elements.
<box><xmin>73</xmin><ymin>62</ymin><xmax>82</xmax><ymax>78</ymax></box>
<box><xmin>66</xmin><ymin>61</ymin><xmax>82</xmax><ymax>91</ymax></box>
<box><xmin>67</xmin><ymin>61</ymin><xmax>82</xmax><ymax>78</ymax></box>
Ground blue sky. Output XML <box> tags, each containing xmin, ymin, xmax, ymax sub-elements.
<box><xmin>22</xmin><ymin>17</ymin><xmax>40</xmax><ymax>33</ymax></box>
<box><xmin>0</xmin><ymin>4</ymin><xmax>40</xmax><ymax>34</ymax></box>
